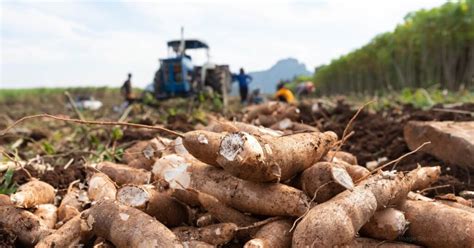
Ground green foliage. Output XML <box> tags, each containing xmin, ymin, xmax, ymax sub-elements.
<box><xmin>0</xmin><ymin>168</ymin><xmax>17</xmax><ymax>195</ymax></box>
<box><xmin>285</xmin><ymin>75</ymin><xmax>315</xmax><ymax>93</ymax></box>
<box><xmin>315</xmin><ymin>0</ymin><xmax>474</xmax><ymax>95</ymax></box>
<box><xmin>211</xmin><ymin>95</ymin><xmax>223</xmax><ymax>111</ymax></box>
<box><xmin>197</xmin><ymin>91</ymin><xmax>223</xmax><ymax>112</ymax></box>
<box><xmin>168</xmin><ymin>107</ymin><xmax>178</xmax><ymax>116</ymax></box>
<box><xmin>192</xmin><ymin>109</ymin><xmax>208</xmax><ymax>123</ymax></box>
<box><xmin>42</xmin><ymin>141</ymin><xmax>55</xmax><ymax>155</ymax></box>
<box><xmin>142</xmin><ymin>92</ymin><xmax>158</xmax><ymax>105</ymax></box>
<box><xmin>111</xmin><ymin>127</ymin><xmax>123</xmax><ymax>141</ymax></box>
<box><xmin>399</xmin><ymin>88</ymin><xmax>434</xmax><ymax>108</ymax></box>
<box><xmin>347</xmin><ymin>87</ymin><xmax>474</xmax><ymax>110</ymax></box>
<box><xmin>90</xmin><ymin>144</ymin><xmax>124</xmax><ymax>163</ymax></box>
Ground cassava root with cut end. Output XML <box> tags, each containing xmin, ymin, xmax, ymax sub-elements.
<box><xmin>255</xmin><ymin>105</ymin><xmax>300</xmax><ymax>127</ymax></box>
<box><xmin>180</xmin><ymin>130</ymin><xmax>223</xmax><ymax>166</ymax></box>
<box><xmin>95</xmin><ymin>161</ymin><xmax>151</xmax><ymax>185</ymax></box>
<box><xmin>244</xmin><ymin>219</ymin><xmax>293</xmax><ymax>248</ymax></box>
<box><xmin>345</xmin><ymin>164</ymin><xmax>371</xmax><ymax>182</ymax></box>
<box><xmin>57</xmin><ymin>186</ymin><xmax>88</xmax><ymax>223</ymax></box>
<box><xmin>294</xmin><ymin>162</ymin><xmax>354</xmax><ymax>203</ymax></box>
<box><xmin>410</xmin><ymin>165</ymin><xmax>441</xmax><ymax>190</ymax></box>
<box><xmin>195</xmin><ymin>213</ymin><xmax>217</xmax><ymax>227</ymax></box>
<box><xmin>34</xmin><ymin>204</ymin><xmax>58</xmax><ymax>229</ymax></box>
<box><xmin>323</xmin><ymin>150</ymin><xmax>358</xmax><ymax>165</ymax></box>
<box><xmin>122</xmin><ymin>138</ymin><xmax>167</xmax><ymax>170</ymax></box>
<box><xmin>156</xmin><ymin>160</ymin><xmax>309</xmax><ymax>216</ymax></box>
<box><xmin>87</xmin><ymin>173</ymin><xmax>117</xmax><ymax>202</ymax></box>
<box><xmin>36</xmin><ymin>211</ymin><xmax>93</xmax><ymax>248</ymax></box>
<box><xmin>399</xmin><ymin>198</ymin><xmax>474</xmax><ymax>247</ymax></box>
<box><xmin>292</xmin><ymin>166</ymin><xmax>441</xmax><ymax>247</ymax></box>
<box><xmin>116</xmin><ymin>184</ymin><xmax>192</xmax><ymax>227</ymax></box>
<box><xmin>0</xmin><ymin>205</ymin><xmax>52</xmax><ymax>246</ymax></box>
<box><xmin>152</xmin><ymin>154</ymin><xmax>193</xmax><ymax>187</ymax></box>
<box><xmin>10</xmin><ymin>180</ymin><xmax>55</xmax><ymax>208</ymax></box>
<box><xmin>360</xmin><ymin>208</ymin><xmax>408</xmax><ymax>241</ymax></box>
<box><xmin>184</xmin><ymin>130</ymin><xmax>338</xmax><ymax>182</ymax></box>
<box><xmin>172</xmin><ymin>222</ymin><xmax>238</xmax><ymax>246</ymax></box>
<box><xmin>243</xmin><ymin>101</ymin><xmax>280</xmax><ymax>122</ymax></box>
<box><xmin>85</xmin><ymin>199</ymin><xmax>183</xmax><ymax>248</ymax></box>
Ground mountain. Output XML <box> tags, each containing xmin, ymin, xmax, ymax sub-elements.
<box><xmin>247</xmin><ymin>58</ymin><xmax>312</xmax><ymax>94</ymax></box>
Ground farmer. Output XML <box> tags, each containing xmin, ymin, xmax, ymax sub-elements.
<box><xmin>121</xmin><ymin>73</ymin><xmax>133</xmax><ymax>104</ymax></box>
<box><xmin>248</xmin><ymin>88</ymin><xmax>264</xmax><ymax>105</ymax></box>
<box><xmin>232</xmin><ymin>68</ymin><xmax>253</xmax><ymax>104</ymax></box>
<box><xmin>275</xmin><ymin>81</ymin><xmax>295</xmax><ymax>103</ymax></box>
<box><xmin>295</xmin><ymin>81</ymin><xmax>315</xmax><ymax>98</ymax></box>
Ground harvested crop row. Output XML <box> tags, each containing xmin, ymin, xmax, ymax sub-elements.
<box><xmin>292</xmin><ymin>166</ymin><xmax>441</xmax><ymax>247</ymax></box>
<box><xmin>1</xmin><ymin>101</ymin><xmax>472</xmax><ymax>248</ymax></box>
<box><xmin>154</xmin><ymin>156</ymin><xmax>310</xmax><ymax>216</ymax></box>
<box><xmin>184</xmin><ymin>130</ymin><xmax>337</xmax><ymax>182</ymax></box>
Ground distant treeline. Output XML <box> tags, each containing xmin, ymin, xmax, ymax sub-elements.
<box><xmin>315</xmin><ymin>0</ymin><xmax>474</xmax><ymax>95</ymax></box>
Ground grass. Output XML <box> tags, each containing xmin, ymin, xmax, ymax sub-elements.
<box><xmin>0</xmin><ymin>87</ymin><xmax>122</xmax><ymax>103</ymax></box>
<box><xmin>2</xmin><ymin>86</ymin><xmax>472</xmax><ymax>114</ymax></box>
<box><xmin>0</xmin><ymin>167</ymin><xmax>16</xmax><ymax>194</ymax></box>
<box><xmin>0</xmin><ymin>87</ymin><xmax>128</xmax><ymax>120</ymax></box>
<box><xmin>342</xmin><ymin>87</ymin><xmax>474</xmax><ymax>111</ymax></box>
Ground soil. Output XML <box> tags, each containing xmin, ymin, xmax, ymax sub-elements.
<box><xmin>301</xmin><ymin>100</ymin><xmax>474</xmax><ymax>195</ymax></box>
<box><xmin>166</xmin><ymin>113</ymin><xmax>196</xmax><ymax>132</ymax></box>
<box><xmin>13</xmin><ymin>162</ymin><xmax>86</xmax><ymax>195</ymax></box>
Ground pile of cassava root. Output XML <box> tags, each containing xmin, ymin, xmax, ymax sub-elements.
<box><xmin>1</xmin><ymin>101</ymin><xmax>473</xmax><ymax>248</ymax></box>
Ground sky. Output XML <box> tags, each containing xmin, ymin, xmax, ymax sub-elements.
<box><xmin>1</xmin><ymin>0</ymin><xmax>448</xmax><ymax>88</ymax></box>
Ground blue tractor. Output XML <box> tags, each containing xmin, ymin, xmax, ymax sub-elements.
<box><xmin>151</xmin><ymin>33</ymin><xmax>231</xmax><ymax>105</ymax></box>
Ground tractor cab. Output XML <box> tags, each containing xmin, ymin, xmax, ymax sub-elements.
<box><xmin>154</xmin><ymin>39</ymin><xmax>209</xmax><ymax>98</ymax></box>
<box><xmin>151</xmin><ymin>29</ymin><xmax>231</xmax><ymax>108</ymax></box>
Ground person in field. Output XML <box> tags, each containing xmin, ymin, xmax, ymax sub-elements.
<box><xmin>121</xmin><ymin>73</ymin><xmax>134</xmax><ymax>104</ymax></box>
<box><xmin>248</xmin><ymin>88</ymin><xmax>264</xmax><ymax>105</ymax></box>
<box><xmin>275</xmin><ymin>82</ymin><xmax>295</xmax><ymax>103</ymax></box>
<box><xmin>295</xmin><ymin>81</ymin><xmax>315</xmax><ymax>98</ymax></box>
<box><xmin>232</xmin><ymin>68</ymin><xmax>253</xmax><ymax>104</ymax></box>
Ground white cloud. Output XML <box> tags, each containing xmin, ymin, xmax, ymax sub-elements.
<box><xmin>1</xmin><ymin>0</ymin><xmax>447</xmax><ymax>88</ymax></box>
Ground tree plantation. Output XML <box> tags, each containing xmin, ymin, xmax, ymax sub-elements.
<box><xmin>315</xmin><ymin>0</ymin><xmax>474</xmax><ymax>95</ymax></box>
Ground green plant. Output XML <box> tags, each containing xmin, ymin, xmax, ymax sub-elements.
<box><xmin>42</xmin><ymin>141</ymin><xmax>56</xmax><ymax>155</ymax></box>
<box><xmin>0</xmin><ymin>167</ymin><xmax>17</xmax><ymax>194</ymax></box>
<box><xmin>111</xmin><ymin>127</ymin><xmax>123</xmax><ymax>141</ymax></box>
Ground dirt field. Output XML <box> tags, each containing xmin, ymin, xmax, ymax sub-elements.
<box><xmin>2</xmin><ymin>93</ymin><xmax>472</xmax><ymax>195</ymax></box>
<box><xmin>300</xmin><ymin>100</ymin><xmax>474</xmax><ymax>195</ymax></box>
<box><xmin>0</xmin><ymin>91</ymin><xmax>473</xmax><ymax>247</ymax></box>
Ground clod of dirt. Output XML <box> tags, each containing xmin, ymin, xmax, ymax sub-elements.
<box><xmin>13</xmin><ymin>163</ymin><xmax>86</xmax><ymax>194</ymax></box>
<box><xmin>404</xmin><ymin>121</ymin><xmax>474</xmax><ymax>170</ymax></box>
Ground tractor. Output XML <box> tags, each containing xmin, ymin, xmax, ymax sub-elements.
<box><xmin>148</xmin><ymin>30</ymin><xmax>232</xmax><ymax>108</ymax></box>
